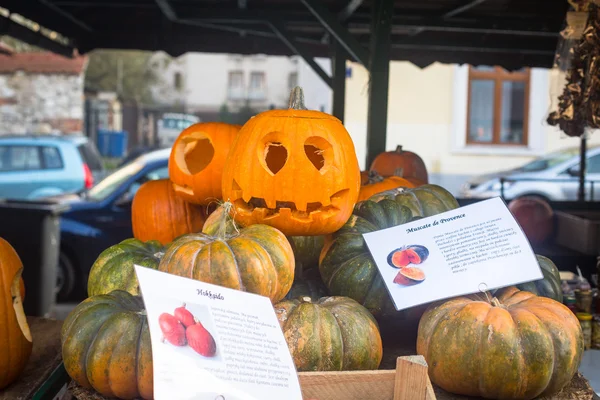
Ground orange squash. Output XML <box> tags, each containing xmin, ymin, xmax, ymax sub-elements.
<box><xmin>159</xmin><ymin>202</ymin><xmax>295</xmax><ymax>303</ymax></box>
<box><xmin>417</xmin><ymin>287</ymin><xmax>583</xmax><ymax>399</ymax></box>
<box><xmin>0</xmin><ymin>237</ymin><xmax>32</xmax><ymax>389</ymax></box>
<box><xmin>369</xmin><ymin>145</ymin><xmax>428</xmax><ymax>183</ymax></box>
<box><xmin>222</xmin><ymin>86</ymin><xmax>361</xmax><ymax>236</ymax></box>
<box><xmin>358</xmin><ymin>171</ymin><xmax>416</xmax><ymax>201</ymax></box>
<box><xmin>132</xmin><ymin>178</ymin><xmax>206</xmax><ymax>245</ymax></box>
<box><xmin>168</xmin><ymin>122</ymin><xmax>241</xmax><ymax>205</ymax></box>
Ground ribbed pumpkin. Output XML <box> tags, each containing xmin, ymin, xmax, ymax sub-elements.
<box><xmin>158</xmin><ymin>202</ymin><xmax>295</xmax><ymax>303</ymax></box>
<box><xmin>221</xmin><ymin>86</ymin><xmax>361</xmax><ymax>236</ymax></box>
<box><xmin>169</xmin><ymin>122</ymin><xmax>241</xmax><ymax>205</ymax></box>
<box><xmin>369</xmin><ymin>145</ymin><xmax>428</xmax><ymax>183</ymax></box>
<box><xmin>417</xmin><ymin>287</ymin><xmax>583</xmax><ymax>399</ymax></box>
<box><xmin>61</xmin><ymin>290</ymin><xmax>153</xmax><ymax>400</ymax></box>
<box><xmin>284</xmin><ymin>268</ymin><xmax>329</xmax><ymax>301</ymax></box>
<box><xmin>132</xmin><ymin>178</ymin><xmax>206</xmax><ymax>244</ymax></box>
<box><xmin>288</xmin><ymin>235</ymin><xmax>325</xmax><ymax>272</ymax></box>
<box><xmin>0</xmin><ymin>237</ymin><xmax>32</xmax><ymax>390</ymax></box>
<box><xmin>358</xmin><ymin>170</ymin><xmax>416</xmax><ymax>202</ymax></box>
<box><xmin>274</xmin><ymin>296</ymin><xmax>382</xmax><ymax>371</ymax></box>
<box><xmin>515</xmin><ymin>255</ymin><xmax>563</xmax><ymax>303</ymax></box>
<box><xmin>320</xmin><ymin>185</ymin><xmax>459</xmax><ymax>316</ymax></box>
<box><xmin>87</xmin><ymin>238</ymin><xmax>164</xmax><ymax>297</ymax></box>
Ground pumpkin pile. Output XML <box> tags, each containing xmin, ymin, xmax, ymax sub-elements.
<box><xmin>60</xmin><ymin>86</ymin><xmax>584</xmax><ymax>400</ymax></box>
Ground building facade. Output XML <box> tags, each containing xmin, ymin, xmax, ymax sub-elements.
<box><xmin>0</xmin><ymin>52</ymin><xmax>88</xmax><ymax>134</ymax></box>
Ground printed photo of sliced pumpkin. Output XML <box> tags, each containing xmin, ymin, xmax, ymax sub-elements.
<box><xmin>393</xmin><ymin>267</ymin><xmax>426</xmax><ymax>286</ymax></box>
<box><xmin>387</xmin><ymin>245</ymin><xmax>429</xmax><ymax>268</ymax></box>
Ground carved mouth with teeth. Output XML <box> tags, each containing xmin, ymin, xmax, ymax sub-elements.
<box><xmin>232</xmin><ymin>185</ymin><xmax>350</xmax><ymax>221</ymax></box>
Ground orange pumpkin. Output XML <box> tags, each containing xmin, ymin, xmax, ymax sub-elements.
<box><xmin>358</xmin><ymin>171</ymin><xmax>416</xmax><ymax>201</ymax></box>
<box><xmin>0</xmin><ymin>237</ymin><xmax>32</xmax><ymax>389</ymax></box>
<box><xmin>222</xmin><ymin>86</ymin><xmax>361</xmax><ymax>236</ymax></box>
<box><xmin>360</xmin><ymin>171</ymin><xmax>370</xmax><ymax>185</ymax></box>
<box><xmin>168</xmin><ymin>122</ymin><xmax>241</xmax><ymax>205</ymax></box>
<box><xmin>369</xmin><ymin>145</ymin><xmax>428</xmax><ymax>183</ymax></box>
<box><xmin>132</xmin><ymin>179</ymin><xmax>207</xmax><ymax>245</ymax></box>
<box><xmin>417</xmin><ymin>287</ymin><xmax>583</xmax><ymax>399</ymax></box>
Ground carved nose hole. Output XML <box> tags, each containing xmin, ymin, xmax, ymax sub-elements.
<box><xmin>264</xmin><ymin>142</ymin><xmax>287</xmax><ymax>175</ymax></box>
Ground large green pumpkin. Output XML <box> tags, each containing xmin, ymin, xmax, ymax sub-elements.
<box><xmin>284</xmin><ymin>268</ymin><xmax>329</xmax><ymax>301</ymax></box>
<box><xmin>319</xmin><ymin>185</ymin><xmax>459</xmax><ymax>316</ymax></box>
<box><xmin>288</xmin><ymin>235</ymin><xmax>325</xmax><ymax>271</ymax></box>
<box><xmin>274</xmin><ymin>296</ymin><xmax>382</xmax><ymax>371</ymax></box>
<box><xmin>87</xmin><ymin>238</ymin><xmax>164</xmax><ymax>297</ymax></box>
<box><xmin>61</xmin><ymin>291</ymin><xmax>153</xmax><ymax>400</ymax></box>
<box><xmin>515</xmin><ymin>255</ymin><xmax>563</xmax><ymax>303</ymax></box>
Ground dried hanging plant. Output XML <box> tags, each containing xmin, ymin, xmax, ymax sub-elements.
<box><xmin>547</xmin><ymin>3</ymin><xmax>600</xmax><ymax>136</ymax></box>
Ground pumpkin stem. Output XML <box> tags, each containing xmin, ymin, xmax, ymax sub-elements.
<box><xmin>490</xmin><ymin>298</ymin><xmax>503</xmax><ymax>308</ymax></box>
<box><xmin>395</xmin><ymin>145</ymin><xmax>403</xmax><ymax>153</ymax></box>
<box><xmin>214</xmin><ymin>201</ymin><xmax>240</xmax><ymax>239</ymax></box>
<box><xmin>367</xmin><ymin>170</ymin><xmax>385</xmax><ymax>184</ymax></box>
<box><xmin>288</xmin><ymin>86</ymin><xmax>308</xmax><ymax>110</ymax></box>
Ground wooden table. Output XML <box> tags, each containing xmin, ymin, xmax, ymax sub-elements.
<box><xmin>0</xmin><ymin>317</ymin><xmax>69</xmax><ymax>400</ymax></box>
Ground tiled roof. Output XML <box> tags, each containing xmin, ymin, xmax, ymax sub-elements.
<box><xmin>0</xmin><ymin>52</ymin><xmax>87</xmax><ymax>74</ymax></box>
<box><xmin>0</xmin><ymin>42</ymin><xmax>14</xmax><ymax>56</ymax></box>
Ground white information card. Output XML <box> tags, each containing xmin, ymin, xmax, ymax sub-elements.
<box><xmin>134</xmin><ymin>266</ymin><xmax>303</xmax><ymax>400</ymax></box>
<box><xmin>362</xmin><ymin>197</ymin><xmax>543</xmax><ymax>311</ymax></box>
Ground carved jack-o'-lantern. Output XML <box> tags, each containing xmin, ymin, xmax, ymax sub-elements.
<box><xmin>169</xmin><ymin>122</ymin><xmax>241</xmax><ymax>205</ymax></box>
<box><xmin>221</xmin><ymin>87</ymin><xmax>360</xmax><ymax>236</ymax></box>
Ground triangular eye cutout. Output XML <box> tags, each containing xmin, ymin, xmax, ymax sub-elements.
<box><xmin>264</xmin><ymin>142</ymin><xmax>287</xmax><ymax>175</ymax></box>
<box><xmin>304</xmin><ymin>144</ymin><xmax>325</xmax><ymax>171</ymax></box>
<box><xmin>175</xmin><ymin>134</ymin><xmax>214</xmax><ymax>175</ymax></box>
<box><xmin>304</xmin><ymin>136</ymin><xmax>332</xmax><ymax>172</ymax></box>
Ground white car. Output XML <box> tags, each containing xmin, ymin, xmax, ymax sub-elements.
<box><xmin>459</xmin><ymin>146</ymin><xmax>600</xmax><ymax>201</ymax></box>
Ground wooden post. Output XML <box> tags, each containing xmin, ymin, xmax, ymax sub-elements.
<box><xmin>393</xmin><ymin>355</ymin><xmax>434</xmax><ymax>400</ymax></box>
<box><xmin>331</xmin><ymin>40</ymin><xmax>347</xmax><ymax>122</ymax></box>
<box><xmin>365</xmin><ymin>0</ymin><xmax>393</xmax><ymax>168</ymax></box>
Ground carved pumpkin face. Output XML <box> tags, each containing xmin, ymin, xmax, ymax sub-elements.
<box><xmin>169</xmin><ymin>122</ymin><xmax>241</xmax><ymax>205</ymax></box>
<box><xmin>222</xmin><ymin>87</ymin><xmax>360</xmax><ymax>236</ymax></box>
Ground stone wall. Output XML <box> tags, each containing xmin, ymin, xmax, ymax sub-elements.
<box><xmin>0</xmin><ymin>71</ymin><xmax>85</xmax><ymax>134</ymax></box>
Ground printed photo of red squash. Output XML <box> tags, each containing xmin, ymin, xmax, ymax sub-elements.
<box><xmin>174</xmin><ymin>303</ymin><xmax>197</xmax><ymax>328</ymax></box>
<box><xmin>387</xmin><ymin>245</ymin><xmax>429</xmax><ymax>268</ymax></box>
<box><xmin>159</xmin><ymin>313</ymin><xmax>187</xmax><ymax>346</ymax></box>
<box><xmin>186</xmin><ymin>323</ymin><xmax>217</xmax><ymax>357</ymax></box>
<box><xmin>393</xmin><ymin>267</ymin><xmax>426</xmax><ymax>286</ymax></box>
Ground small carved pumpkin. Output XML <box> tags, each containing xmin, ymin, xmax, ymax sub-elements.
<box><xmin>0</xmin><ymin>237</ymin><xmax>32</xmax><ymax>389</ymax></box>
<box><xmin>369</xmin><ymin>145</ymin><xmax>428</xmax><ymax>183</ymax></box>
<box><xmin>169</xmin><ymin>122</ymin><xmax>241</xmax><ymax>205</ymax></box>
<box><xmin>222</xmin><ymin>86</ymin><xmax>361</xmax><ymax>236</ymax></box>
<box><xmin>132</xmin><ymin>178</ymin><xmax>207</xmax><ymax>244</ymax></box>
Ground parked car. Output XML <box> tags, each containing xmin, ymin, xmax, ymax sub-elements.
<box><xmin>459</xmin><ymin>145</ymin><xmax>600</xmax><ymax>201</ymax></box>
<box><xmin>44</xmin><ymin>148</ymin><xmax>171</xmax><ymax>301</ymax></box>
<box><xmin>0</xmin><ymin>134</ymin><xmax>105</xmax><ymax>200</ymax></box>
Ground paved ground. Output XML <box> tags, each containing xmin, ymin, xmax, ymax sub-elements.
<box><xmin>51</xmin><ymin>303</ymin><xmax>77</xmax><ymax>321</ymax></box>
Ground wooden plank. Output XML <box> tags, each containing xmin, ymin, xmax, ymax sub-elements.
<box><xmin>299</xmin><ymin>369</ymin><xmax>395</xmax><ymax>400</ymax></box>
<box><xmin>393</xmin><ymin>356</ymin><xmax>433</xmax><ymax>400</ymax></box>
<box><xmin>0</xmin><ymin>317</ymin><xmax>65</xmax><ymax>400</ymax></box>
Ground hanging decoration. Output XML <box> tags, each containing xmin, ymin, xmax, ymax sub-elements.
<box><xmin>547</xmin><ymin>1</ymin><xmax>600</xmax><ymax>137</ymax></box>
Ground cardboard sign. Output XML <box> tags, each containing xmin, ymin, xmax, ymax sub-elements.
<box><xmin>134</xmin><ymin>266</ymin><xmax>303</xmax><ymax>400</ymax></box>
<box><xmin>362</xmin><ymin>197</ymin><xmax>543</xmax><ymax>311</ymax></box>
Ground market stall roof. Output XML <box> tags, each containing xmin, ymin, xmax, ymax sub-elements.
<box><xmin>2</xmin><ymin>0</ymin><xmax>570</xmax><ymax>70</ymax></box>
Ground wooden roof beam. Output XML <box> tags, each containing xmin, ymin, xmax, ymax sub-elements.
<box><xmin>0</xmin><ymin>14</ymin><xmax>75</xmax><ymax>57</ymax></box>
<box><xmin>300</xmin><ymin>0</ymin><xmax>370</xmax><ymax>66</ymax></box>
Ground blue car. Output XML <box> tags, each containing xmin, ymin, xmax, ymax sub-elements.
<box><xmin>0</xmin><ymin>135</ymin><xmax>105</xmax><ymax>200</ymax></box>
<box><xmin>45</xmin><ymin>148</ymin><xmax>171</xmax><ymax>301</ymax></box>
